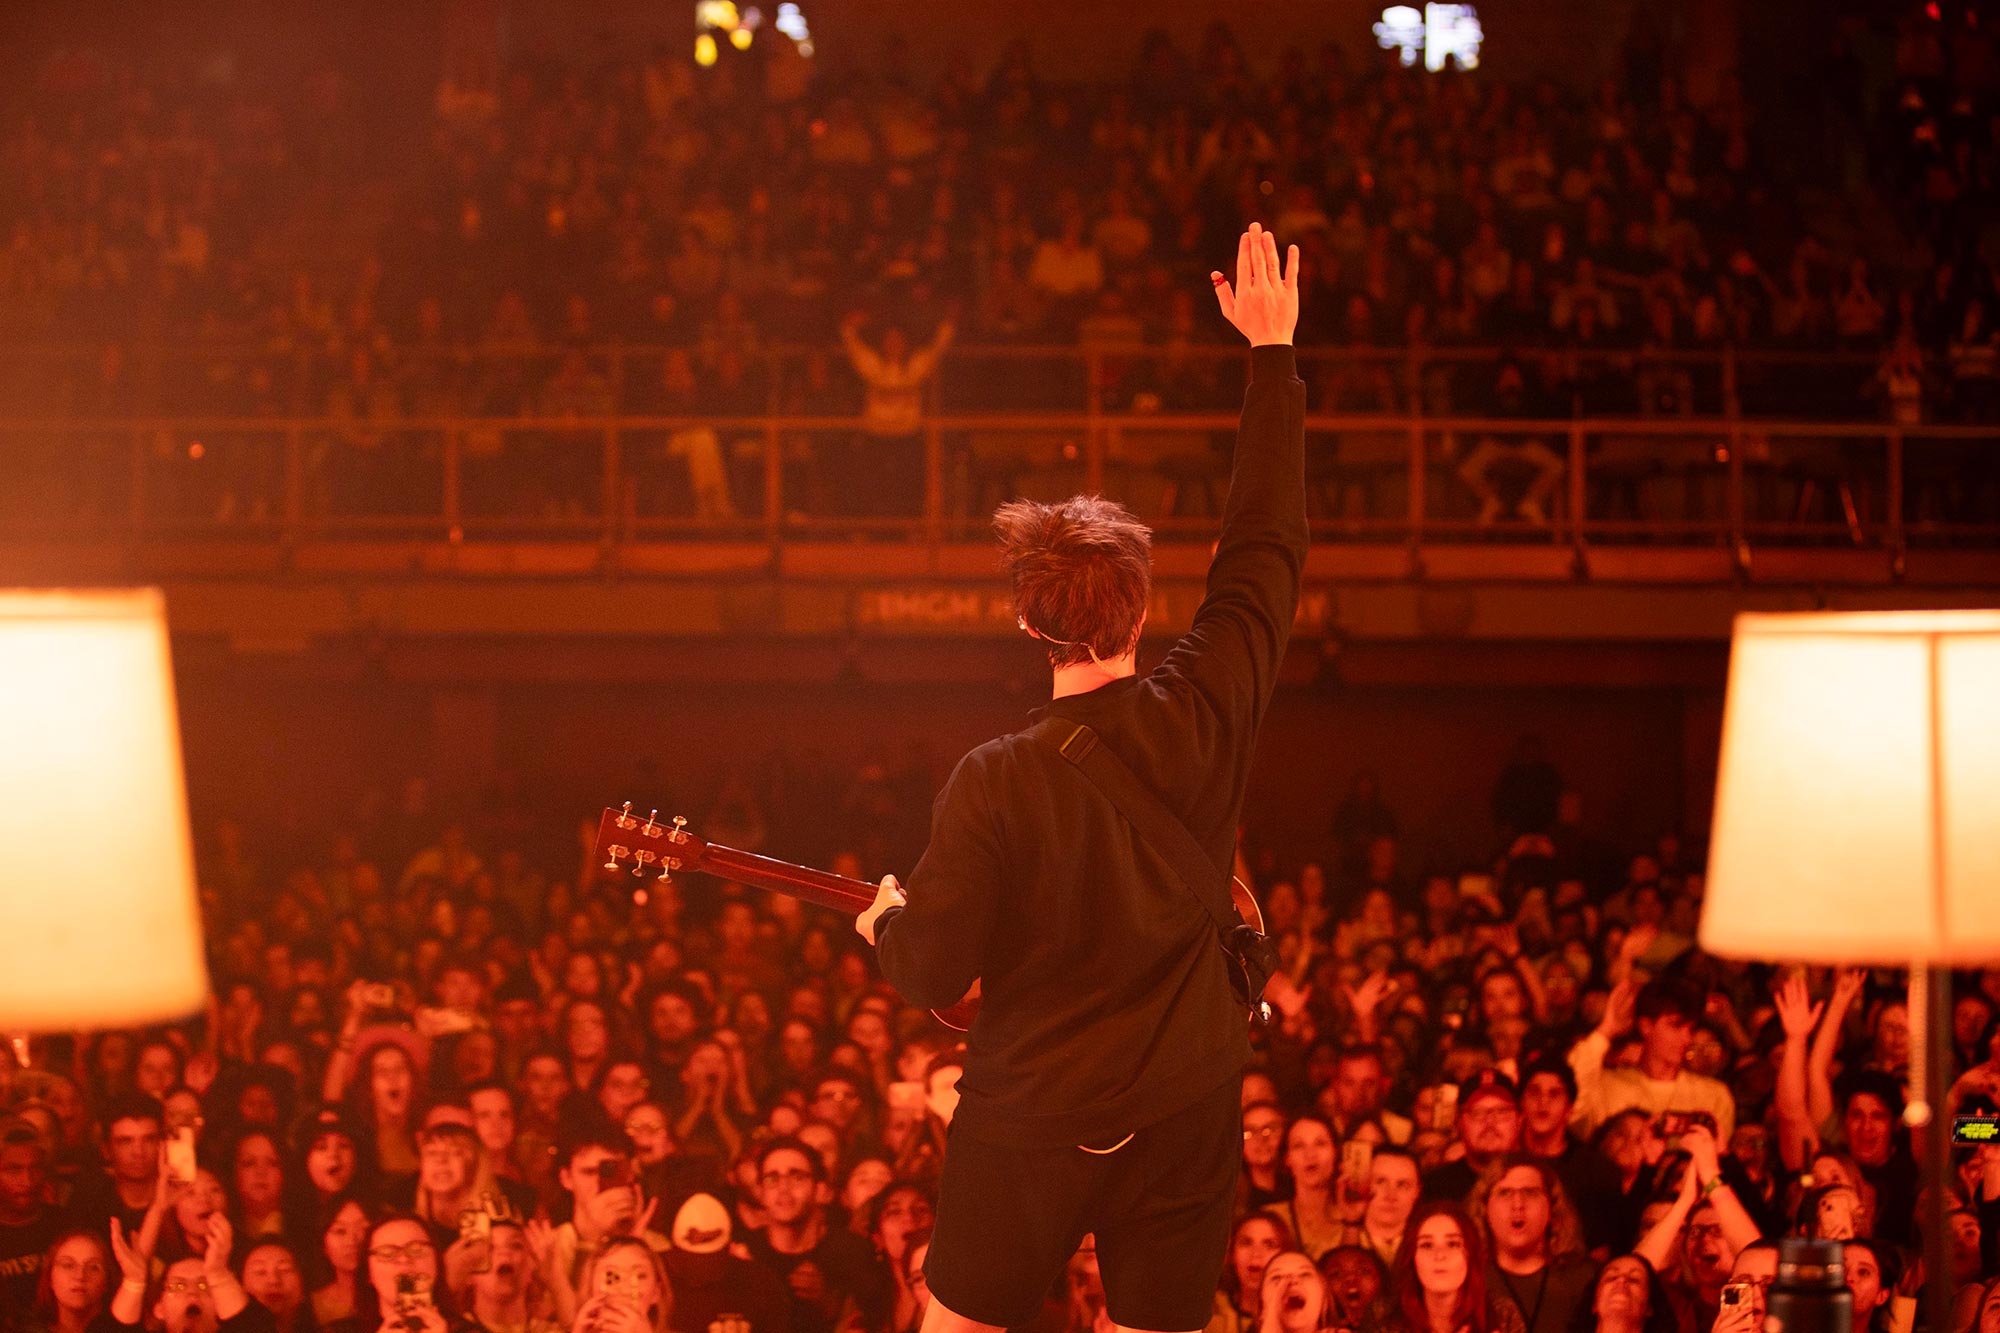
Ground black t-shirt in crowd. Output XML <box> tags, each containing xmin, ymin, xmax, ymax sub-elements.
<box><xmin>1421</xmin><ymin>1155</ymin><xmax>1485</xmax><ymax>1205</ymax></box>
<box><xmin>1488</xmin><ymin>1253</ymin><xmax>1601</xmax><ymax>1333</ymax></box>
<box><xmin>875</xmin><ymin>344</ymin><xmax>1308</xmax><ymax>1150</ymax></box>
<box><xmin>1535</xmin><ymin>1137</ymin><xmax>1627</xmax><ymax>1252</ymax></box>
<box><xmin>64</xmin><ymin>1169</ymin><xmax>150</xmax><ymax>1251</ymax></box>
<box><xmin>743</xmin><ymin>1226</ymin><xmax>890</xmax><ymax>1333</ymax></box>
<box><xmin>665</xmin><ymin>1248</ymin><xmax>796</xmax><ymax>1333</ymax></box>
<box><xmin>0</xmin><ymin>1207</ymin><xmax>63</xmax><ymax>1323</ymax></box>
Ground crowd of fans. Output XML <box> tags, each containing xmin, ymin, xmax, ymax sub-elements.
<box><xmin>4</xmin><ymin>12</ymin><xmax>1999</xmax><ymax>455</ymax></box>
<box><xmin>3</xmin><ymin>742</ymin><xmax>1999</xmax><ymax>1333</ymax></box>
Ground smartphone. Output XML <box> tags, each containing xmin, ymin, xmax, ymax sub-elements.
<box><xmin>165</xmin><ymin>1127</ymin><xmax>197</xmax><ymax>1184</ymax></box>
<box><xmin>1720</xmin><ymin>1282</ymin><xmax>1749</xmax><ymax>1310</ymax></box>
<box><xmin>363</xmin><ymin>982</ymin><xmax>396</xmax><ymax>1008</ymax></box>
<box><xmin>458</xmin><ymin>1206</ymin><xmax>493</xmax><ymax>1273</ymax></box>
<box><xmin>394</xmin><ymin>1271</ymin><xmax>436</xmax><ymax>1321</ymax></box>
<box><xmin>596</xmin><ymin>1156</ymin><xmax>634</xmax><ymax>1189</ymax></box>
<box><xmin>1429</xmin><ymin>1083</ymin><xmax>1459</xmax><ymax>1133</ymax></box>
<box><xmin>1457</xmin><ymin>873</ymin><xmax>1495</xmax><ymax>899</ymax></box>
<box><xmin>1340</xmin><ymin>1139</ymin><xmax>1374</xmax><ymax>1189</ymax></box>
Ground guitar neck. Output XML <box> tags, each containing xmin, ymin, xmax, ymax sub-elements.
<box><xmin>699</xmin><ymin>843</ymin><xmax>878</xmax><ymax>916</ymax></box>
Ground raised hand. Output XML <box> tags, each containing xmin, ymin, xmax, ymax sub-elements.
<box><xmin>524</xmin><ymin>1217</ymin><xmax>558</xmax><ymax>1272</ymax></box>
<box><xmin>109</xmin><ymin>1218</ymin><xmax>150</xmax><ymax>1286</ymax></box>
<box><xmin>1211</xmin><ymin>223</ymin><xmax>1299</xmax><ymax>347</ymax></box>
<box><xmin>202</xmin><ymin>1213</ymin><xmax>235</xmax><ymax>1278</ymax></box>
<box><xmin>1682</xmin><ymin>1123</ymin><xmax>1723</xmax><ymax>1183</ymax></box>
<box><xmin>1343</xmin><ymin>970</ymin><xmax>1396</xmax><ymax>1021</ymax></box>
<box><xmin>1600</xmin><ymin>976</ymin><xmax>1640</xmax><ymax>1037</ymax></box>
<box><xmin>577</xmin><ymin>1182</ymin><xmax>638</xmax><ymax>1243</ymax></box>
<box><xmin>1620</xmin><ymin>923</ymin><xmax>1660</xmax><ymax>962</ymax></box>
<box><xmin>1773</xmin><ymin>973</ymin><xmax>1823</xmax><ymax>1041</ymax></box>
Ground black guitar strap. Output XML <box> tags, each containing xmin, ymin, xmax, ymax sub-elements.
<box><xmin>1029</xmin><ymin>717</ymin><xmax>1273</xmax><ymax>1018</ymax></box>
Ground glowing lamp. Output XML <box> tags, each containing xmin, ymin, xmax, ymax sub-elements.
<box><xmin>1701</xmin><ymin>610</ymin><xmax>2000</xmax><ymax>965</ymax></box>
<box><xmin>0</xmin><ymin>589</ymin><xmax>209</xmax><ymax>1029</ymax></box>
<box><xmin>1699</xmin><ymin>609</ymin><xmax>2000</xmax><ymax>1333</ymax></box>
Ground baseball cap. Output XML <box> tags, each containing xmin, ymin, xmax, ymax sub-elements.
<box><xmin>672</xmin><ymin>1193</ymin><xmax>731</xmax><ymax>1255</ymax></box>
<box><xmin>1458</xmin><ymin>1067</ymin><xmax>1519</xmax><ymax>1111</ymax></box>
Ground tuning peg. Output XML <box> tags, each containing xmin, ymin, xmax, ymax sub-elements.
<box><xmin>603</xmin><ymin>844</ymin><xmax>629</xmax><ymax>872</ymax></box>
<box><xmin>641</xmin><ymin>809</ymin><xmax>661</xmax><ymax>837</ymax></box>
<box><xmin>669</xmin><ymin>815</ymin><xmax>688</xmax><ymax>842</ymax></box>
<box><xmin>616</xmin><ymin>802</ymin><xmax>637</xmax><ymax>830</ymax></box>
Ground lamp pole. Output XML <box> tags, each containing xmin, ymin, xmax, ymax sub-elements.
<box><xmin>1921</xmin><ymin>965</ymin><xmax>1952</xmax><ymax>1333</ymax></box>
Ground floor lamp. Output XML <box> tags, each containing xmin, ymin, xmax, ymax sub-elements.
<box><xmin>1700</xmin><ymin>610</ymin><xmax>2000</xmax><ymax>1333</ymax></box>
<box><xmin>0</xmin><ymin>590</ymin><xmax>210</xmax><ymax>1051</ymax></box>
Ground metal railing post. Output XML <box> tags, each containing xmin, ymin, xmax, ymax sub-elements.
<box><xmin>764</xmin><ymin>421</ymin><xmax>783</xmax><ymax>541</ymax></box>
<box><xmin>442</xmin><ymin>425</ymin><xmax>462</xmax><ymax>538</ymax></box>
<box><xmin>129</xmin><ymin>425</ymin><xmax>149</xmax><ymax>537</ymax></box>
<box><xmin>283</xmin><ymin>424</ymin><xmax>305</xmax><ymax>539</ymax></box>
<box><xmin>1887</xmin><ymin>428</ymin><xmax>1905</xmax><ymax>565</ymax></box>
<box><xmin>1567</xmin><ymin>422</ymin><xmax>1588</xmax><ymax>554</ymax></box>
<box><xmin>923</xmin><ymin>421</ymin><xmax>944</xmax><ymax>543</ymax></box>
<box><xmin>602</xmin><ymin>421</ymin><xmax>622</xmax><ymax>545</ymax></box>
<box><xmin>1406</xmin><ymin>406</ymin><xmax>1426</xmax><ymax>552</ymax></box>
<box><xmin>1724</xmin><ymin>344</ymin><xmax>1745</xmax><ymax>557</ymax></box>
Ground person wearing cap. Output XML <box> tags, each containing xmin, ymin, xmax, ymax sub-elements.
<box><xmin>662</xmin><ymin>1193</ymin><xmax>791</xmax><ymax>1333</ymax></box>
<box><xmin>1421</xmin><ymin>1071</ymin><xmax>1523</xmax><ymax>1205</ymax></box>
<box><xmin>295</xmin><ymin>1106</ymin><xmax>367</xmax><ymax>1210</ymax></box>
<box><xmin>1516</xmin><ymin>1053</ymin><xmax>1623</xmax><ymax>1253</ymax></box>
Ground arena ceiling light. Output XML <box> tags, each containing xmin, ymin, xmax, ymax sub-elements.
<box><xmin>1374</xmin><ymin>3</ymin><xmax>1483</xmax><ymax>72</ymax></box>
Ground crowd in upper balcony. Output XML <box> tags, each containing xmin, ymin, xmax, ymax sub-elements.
<box><xmin>2</xmin><ymin>11</ymin><xmax>1998</xmax><ymax>431</ymax></box>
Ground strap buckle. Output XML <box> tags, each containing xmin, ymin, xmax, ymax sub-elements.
<box><xmin>1058</xmin><ymin>723</ymin><xmax>1098</xmax><ymax>762</ymax></box>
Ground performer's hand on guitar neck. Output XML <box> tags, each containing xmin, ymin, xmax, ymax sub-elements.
<box><xmin>1211</xmin><ymin>221</ymin><xmax>1300</xmax><ymax>347</ymax></box>
<box><xmin>855</xmin><ymin>874</ymin><xmax>906</xmax><ymax>946</ymax></box>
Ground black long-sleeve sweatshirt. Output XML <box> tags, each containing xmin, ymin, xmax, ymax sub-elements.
<box><xmin>874</xmin><ymin>343</ymin><xmax>1307</xmax><ymax>1149</ymax></box>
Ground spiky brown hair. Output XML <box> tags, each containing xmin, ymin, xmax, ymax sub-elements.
<box><xmin>993</xmin><ymin>496</ymin><xmax>1153</xmax><ymax>667</ymax></box>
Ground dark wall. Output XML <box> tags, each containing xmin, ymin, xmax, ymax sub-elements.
<box><xmin>174</xmin><ymin>659</ymin><xmax>1717</xmax><ymax>877</ymax></box>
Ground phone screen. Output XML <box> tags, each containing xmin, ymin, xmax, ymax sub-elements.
<box><xmin>1430</xmin><ymin>1084</ymin><xmax>1459</xmax><ymax>1133</ymax></box>
<box><xmin>458</xmin><ymin>1208</ymin><xmax>492</xmax><ymax>1273</ymax></box>
<box><xmin>165</xmin><ymin>1128</ymin><xmax>197</xmax><ymax>1184</ymax></box>
<box><xmin>1340</xmin><ymin>1139</ymin><xmax>1374</xmax><ymax>1187</ymax></box>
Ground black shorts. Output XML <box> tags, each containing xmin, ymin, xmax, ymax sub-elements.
<box><xmin>923</xmin><ymin>1076</ymin><xmax>1240</xmax><ymax>1331</ymax></box>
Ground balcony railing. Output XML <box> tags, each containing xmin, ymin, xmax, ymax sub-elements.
<box><xmin>0</xmin><ymin>338</ymin><xmax>1935</xmax><ymax>422</ymax></box>
<box><xmin>4</xmin><ymin>408</ymin><xmax>1995</xmax><ymax>566</ymax></box>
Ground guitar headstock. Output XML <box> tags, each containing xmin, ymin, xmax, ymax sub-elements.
<box><xmin>595</xmin><ymin>804</ymin><xmax>709</xmax><ymax>886</ymax></box>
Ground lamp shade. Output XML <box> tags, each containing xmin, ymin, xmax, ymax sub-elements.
<box><xmin>0</xmin><ymin>589</ymin><xmax>209</xmax><ymax>1028</ymax></box>
<box><xmin>1701</xmin><ymin>609</ymin><xmax>2000</xmax><ymax>966</ymax></box>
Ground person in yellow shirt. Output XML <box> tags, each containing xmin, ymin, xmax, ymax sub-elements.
<box><xmin>1567</xmin><ymin>979</ymin><xmax>1736</xmax><ymax>1146</ymax></box>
